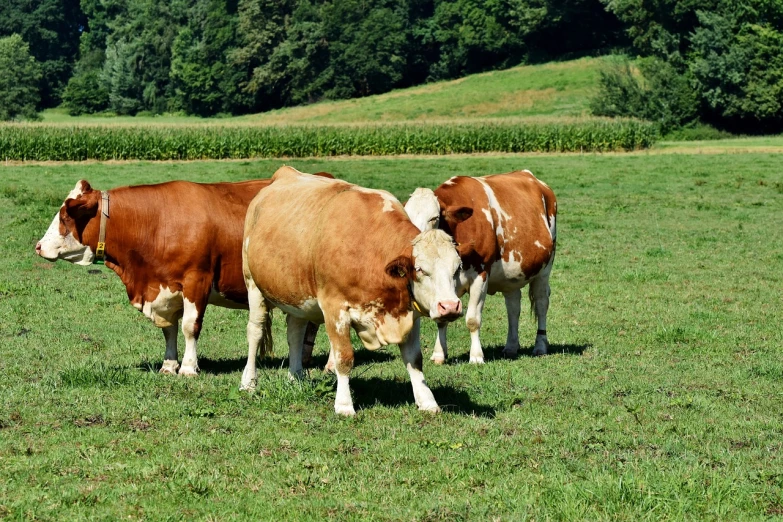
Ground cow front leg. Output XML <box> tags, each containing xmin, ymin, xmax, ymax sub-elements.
<box><xmin>179</xmin><ymin>297</ymin><xmax>205</xmax><ymax>376</ymax></box>
<box><xmin>502</xmin><ymin>288</ymin><xmax>522</xmax><ymax>358</ymax></box>
<box><xmin>240</xmin><ymin>281</ymin><xmax>271</xmax><ymax>392</ymax></box>
<box><xmin>160</xmin><ymin>324</ymin><xmax>180</xmax><ymax>374</ymax></box>
<box><xmin>465</xmin><ymin>275</ymin><xmax>489</xmax><ymax>364</ymax></box>
<box><xmin>286</xmin><ymin>315</ymin><xmax>310</xmax><ymax>380</ymax></box>
<box><xmin>529</xmin><ymin>276</ymin><xmax>550</xmax><ymax>356</ymax></box>
<box><xmin>430</xmin><ymin>323</ymin><xmax>449</xmax><ymax>365</ymax></box>
<box><xmin>400</xmin><ymin>317</ymin><xmax>440</xmax><ymax>413</ymax></box>
<box><xmin>324</xmin><ymin>312</ymin><xmax>355</xmax><ymax>416</ymax></box>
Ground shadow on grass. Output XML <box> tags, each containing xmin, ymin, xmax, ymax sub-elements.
<box><xmin>352</xmin><ymin>377</ymin><xmax>496</xmax><ymax>417</ymax></box>
<box><xmin>452</xmin><ymin>342</ymin><xmax>591</xmax><ymax>363</ymax></box>
<box><xmin>139</xmin><ymin>348</ymin><xmax>398</xmax><ymax>376</ymax></box>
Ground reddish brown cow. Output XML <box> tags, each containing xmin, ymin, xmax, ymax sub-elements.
<box><xmin>240</xmin><ymin>167</ymin><xmax>464</xmax><ymax>416</ymax></box>
<box><xmin>35</xmin><ymin>178</ymin><xmax>319</xmax><ymax>375</ymax></box>
<box><xmin>404</xmin><ymin>170</ymin><xmax>557</xmax><ymax>363</ymax></box>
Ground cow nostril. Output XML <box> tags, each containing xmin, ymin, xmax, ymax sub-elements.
<box><xmin>35</xmin><ymin>242</ymin><xmax>42</xmax><ymax>254</ymax></box>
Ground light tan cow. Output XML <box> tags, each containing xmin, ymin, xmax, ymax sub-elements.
<box><xmin>240</xmin><ymin>167</ymin><xmax>464</xmax><ymax>416</ymax></box>
<box><xmin>405</xmin><ymin>170</ymin><xmax>557</xmax><ymax>364</ymax></box>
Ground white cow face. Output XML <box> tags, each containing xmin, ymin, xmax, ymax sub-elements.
<box><xmin>410</xmin><ymin>229</ymin><xmax>462</xmax><ymax>322</ymax></box>
<box><xmin>36</xmin><ymin>180</ymin><xmax>99</xmax><ymax>266</ymax></box>
<box><xmin>404</xmin><ymin>188</ymin><xmax>440</xmax><ymax>232</ymax></box>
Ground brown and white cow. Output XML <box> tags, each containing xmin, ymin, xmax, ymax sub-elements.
<box><xmin>404</xmin><ymin>170</ymin><xmax>557</xmax><ymax>363</ymax></box>
<box><xmin>240</xmin><ymin>167</ymin><xmax>463</xmax><ymax>416</ymax></box>
<box><xmin>35</xmin><ymin>178</ymin><xmax>306</xmax><ymax>375</ymax></box>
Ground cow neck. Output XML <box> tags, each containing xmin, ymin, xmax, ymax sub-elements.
<box><xmin>94</xmin><ymin>191</ymin><xmax>109</xmax><ymax>264</ymax></box>
<box><xmin>407</xmin><ymin>279</ymin><xmax>424</xmax><ymax>314</ymax></box>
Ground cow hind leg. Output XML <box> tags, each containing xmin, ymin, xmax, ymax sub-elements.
<box><xmin>301</xmin><ymin>322</ymin><xmax>320</xmax><ymax>368</ymax></box>
<box><xmin>286</xmin><ymin>315</ymin><xmax>310</xmax><ymax>380</ymax></box>
<box><xmin>529</xmin><ymin>276</ymin><xmax>550</xmax><ymax>356</ymax></box>
<box><xmin>430</xmin><ymin>323</ymin><xmax>449</xmax><ymax>365</ymax></box>
<box><xmin>323</xmin><ymin>312</ymin><xmax>355</xmax><ymax>416</ymax></box>
<box><xmin>241</xmin><ymin>281</ymin><xmax>272</xmax><ymax>392</ymax></box>
<box><xmin>179</xmin><ymin>297</ymin><xmax>207</xmax><ymax>376</ymax></box>
<box><xmin>502</xmin><ymin>288</ymin><xmax>522</xmax><ymax>358</ymax></box>
<box><xmin>160</xmin><ymin>324</ymin><xmax>180</xmax><ymax>374</ymax></box>
<box><xmin>400</xmin><ymin>318</ymin><xmax>440</xmax><ymax>413</ymax></box>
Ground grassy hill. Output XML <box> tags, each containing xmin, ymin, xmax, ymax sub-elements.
<box><xmin>41</xmin><ymin>57</ymin><xmax>607</xmax><ymax>126</ymax></box>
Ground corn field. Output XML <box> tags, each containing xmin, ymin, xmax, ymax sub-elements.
<box><xmin>0</xmin><ymin>120</ymin><xmax>658</xmax><ymax>161</ymax></box>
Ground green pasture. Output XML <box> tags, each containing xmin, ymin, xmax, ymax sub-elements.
<box><xmin>1</xmin><ymin>153</ymin><xmax>782</xmax><ymax>520</ymax></box>
<box><xmin>39</xmin><ymin>57</ymin><xmax>604</xmax><ymax>127</ymax></box>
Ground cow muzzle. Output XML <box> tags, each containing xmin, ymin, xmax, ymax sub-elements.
<box><xmin>435</xmin><ymin>300</ymin><xmax>463</xmax><ymax>322</ymax></box>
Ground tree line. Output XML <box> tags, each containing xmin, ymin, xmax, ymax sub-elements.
<box><xmin>1</xmin><ymin>0</ymin><xmax>781</xmax><ymax>133</ymax></box>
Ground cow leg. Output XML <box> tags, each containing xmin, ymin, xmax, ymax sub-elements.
<box><xmin>240</xmin><ymin>281</ymin><xmax>271</xmax><ymax>392</ymax></box>
<box><xmin>501</xmin><ymin>288</ymin><xmax>522</xmax><ymax>358</ymax></box>
<box><xmin>529</xmin><ymin>276</ymin><xmax>550</xmax><ymax>356</ymax></box>
<box><xmin>160</xmin><ymin>324</ymin><xmax>180</xmax><ymax>374</ymax></box>
<box><xmin>400</xmin><ymin>317</ymin><xmax>440</xmax><ymax>413</ymax></box>
<box><xmin>465</xmin><ymin>276</ymin><xmax>489</xmax><ymax>364</ymax></box>
<box><xmin>324</xmin><ymin>314</ymin><xmax>355</xmax><ymax>416</ymax></box>
<box><xmin>430</xmin><ymin>323</ymin><xmax>449</xmax><ymax>365</ymax></box>
<box><xmin>301</xmin><ymin>322</ymin><xmax>320</xmax><ymax>367</ymax></box>
<box><xmin>286</xmin><ymin>315</ymin><xmax>309</xmax><ymax>379</ymax></box>
<box><xmin>179</xmin><ymin>297</ymin><xmax>205</xmax><ymax>376</ymax></box>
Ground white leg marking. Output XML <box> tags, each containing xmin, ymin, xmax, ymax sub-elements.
<box><xmin>240</xmin><ymin>281</ymin><xmax>266</xmax><ymax>392</ymax></box>
<box><xmin>431</xmin><ymin>323</ymin><xmax>449</xmax><ymax>364</ymax></box>
<box><xmin>530</xmin><ymin>276</ymin><xmax>550</xmax><ymax>356</ymax></box>
<box><xmin>401</xmin><ymin>318</ymin><xmax>440</xmax><ymax>413</ymax></box>
<box><xmin>334</xmin><ymin>370</ymin><xmax>355</xmax><ymax>416</ymax></box>
<box><xmin>178</xmin><ymin>297</ymin><xmax>201</xmax><ymax>376</ymax></box>
<box><xmin>502</xmin><ymin>288</ymin><xmax>522</xmax><ymax>357</ymax></box>
<box><xmin>465</xmin><ymin>276</ymin><xmax>489</xmax><ymax>364</ymax></box>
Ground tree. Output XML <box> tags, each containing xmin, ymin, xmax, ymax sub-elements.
<box><xmin>0</xmin><ymin>34</ymin><xmax>42</xmax><ymax>120</ymax></box>
<box><xmin>0</xmin><ymin>0</ymin><xmax>85</xmax><ymax>108</ymax></box>
<box><xmin>690</xmin><ymin>11</ymin><xmax>783</xmax><ymax>132</ymax></box>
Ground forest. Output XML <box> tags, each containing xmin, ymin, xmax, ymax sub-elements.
<box><xmin>1</xmin><ymin>0</ymin><xmax>782</xmax><ymax>133</ymax></box>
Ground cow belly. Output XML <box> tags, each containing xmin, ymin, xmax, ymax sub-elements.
<box><xmin>273</xmin><ymin>297</ymin><xmax>325</xmax><ymax>323</ymax></box>
<box><xmin>207</xmin><ymin>289</ymin><xmax>248</xmax><ymax>310</ymax></box>
<box><xmin>487</xmin><ymin>257</ymin><xmax>530</xmax><ymax>295</ymax></box>
<box><xmin>134</xmin><ymin>286</ymin><xmax>184</xmax><ymax>327</ymax></box>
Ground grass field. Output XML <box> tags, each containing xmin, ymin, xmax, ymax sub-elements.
<box><xmin>1</xmin><ymin>152</ymin><xmax>783</xmax><ymax>519</ymax></box>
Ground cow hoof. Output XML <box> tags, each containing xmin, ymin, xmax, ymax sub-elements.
<box><xmin>419</xmin><ymin>403</ymin><xmax>441</xmax><ymax>414</ymax></box>
<box><xmin>532</xmin><ymin>339</ymin><xmax>549</xmax><ymax>356</ymax></box>
<box><xmin>334</xmin><ymin>404</ymin><xmax>356</xmax><ymax>417</ymax></box>
<box><xmin>430</xmin><ymin>355</ymin><xmax>446</xmax><ymax>365</ymax></box>
<box><xmin>501</xmin><ymin>347</ymin><xmax>519</xmax><ymax>359</ymax></box>
<box><xmin>178</xmin><ymin>365</ymin><xmax>199</xmax><ymax>377</ymax></box>
<box><xmin>469</xmin><ymin>356</ymin><xmax>485</xmax><ymax>364</ymax></box>
<box><xmin>159</xmin><ymin>360</ymin><xmax>180</xmax><ymax>375</ymax></box>
<box><xmin>239</xmin><ymin>381</ymin><xmax>256</xmax><ymax>393</ymax></box>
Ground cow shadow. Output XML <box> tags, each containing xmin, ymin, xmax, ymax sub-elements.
<box><xmin>352</xmin><ymin>377</ymin><xmax>496</xmax><ymax>417</ymax></box>
<box><xmin>451</xmin><ymin>342</ymin><xmax>591</xmax><ymax>364</ymax></box>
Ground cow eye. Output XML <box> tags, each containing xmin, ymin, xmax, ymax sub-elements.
<box><xmin>428</xmin><ymin>217</ymin><xmax>437</xmax><ymax>223</ymax></box>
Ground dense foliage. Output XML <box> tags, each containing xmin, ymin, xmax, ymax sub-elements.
<box><xmin>0</xmin><ymin>120</ymin><xmax>656</xmax><ymax>160</ymax></box>
<box><xmin>0</xmin><ymin>34</ymin><xmax>42</xmax><ymax>121</ymax></box>
<box><xmin>0</xmin><ymin>0</ymin><xmax>779</xmax><ymax>132</ymax></box>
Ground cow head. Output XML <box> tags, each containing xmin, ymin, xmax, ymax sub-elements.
<box><xmin>404</xmin><ymin>188</ymin><xmax>441</xmax><ymax>231</ymax></box>
<box><xmin>36</xmin><ymin>180</ymin><xmax>100</xmax><ymax>266</ymax></box>
<box><xmin>408</xmin><ymin>229</ymin><xmax>463</xmax><ymax>323</ymax></box>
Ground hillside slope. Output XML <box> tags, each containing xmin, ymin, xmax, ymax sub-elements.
<box><xmin>41</xmin><ymin>57</ymin><xmax>607</xmax><ymax>126</ymax></box>
<box><xmin>240</xmin><ymin>57</ymin><xmax>605</xmax><ymax>125</ymax></box>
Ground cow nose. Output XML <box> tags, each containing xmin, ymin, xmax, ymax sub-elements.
<box><xmin>35</xmin><ymin>242</ymin><xmax>42</xmax><ymax>255</ymax></box>
<box><xmin>436</xmin><ymin>300</ymin><xmax>463</xmax><ymax>321</ymax></box>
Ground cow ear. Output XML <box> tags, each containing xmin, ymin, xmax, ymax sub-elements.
<box><xmin>385</xmin><ymin>255</ymin><xmax>414</xmax><ymax>279</ymax></box>
<box><xmin>443</xmin><ymin>206</ymin><xmax>473</xmax><ymax>223</ymax></box>
<box><xmin>64</xmin><ymin>192</ymin><xmax>99</xmax><ymax>219</ymax></box>
<box><xmin>313</xmin><ymin>171</ymin><xmax>335</xmax><ymax>179</ymax></box>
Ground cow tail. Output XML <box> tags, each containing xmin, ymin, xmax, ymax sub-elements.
<box><xmin>259</xmin><ymin>307</ymin><xmax>274</xmax><ymax>358</ymax></box>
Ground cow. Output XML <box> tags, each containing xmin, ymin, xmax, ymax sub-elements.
<box><xmin>35</xmin><ymin>178</ymin><xmax>319</xmax><ymax>376</ymax></box>
<box><xmin>240</xmin><ymin>167</ymin><xmax>464</xmax><ymax>416</ymax></box>
<box><xmin>404</xmin><ymin>170</ymin><xmax>557</xmax><ymax>364</ymax></box>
